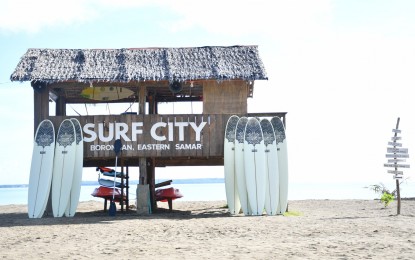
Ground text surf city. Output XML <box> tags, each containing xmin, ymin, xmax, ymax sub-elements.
<box><xmin>83</xmin><ymin>121</ymin><xmax>207</xmax><ymax>151</ymax></box>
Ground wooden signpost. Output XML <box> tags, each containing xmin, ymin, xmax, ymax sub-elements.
<box><xmin>384</xmin><ymin>117</ymin><xmax>409</xmax><ymax>215</ymax></box>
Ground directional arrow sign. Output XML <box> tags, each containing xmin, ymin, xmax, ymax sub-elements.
<box><xmin>388</xmin><ymin>159</ymin><xmax>406</xmax><ymax>163</ymax></box>
<box><xmin>388</xmin><ymin>142</ymin><xmax>402</xmax><ymax>147</ymax></box>
<box><xmin>392</xmin><ymin>129</ymin><xmax>402</xmax><ymax>133</ymax></box>
<box><xmin>391</xmin><ymin>137</ymin><xmax>402</xmax><ymax>141</ymax></box>
<box><xmin>388</xmin><ymin>170</ymin><xmax>403</xmax><ymax>174</ymax></box>
<box><xmin>386</xmin><ymin>153</ymin><xmax>409</xmax><ymax>158</ymax></box>
<box><xmin>384</xmin><ymin>163</ymin><xmax>410</xmax><ymax>168</ymax></box>
<box><xmin>387</xmin><ymin>148</ymin><xmax>408</xmax><ymax>153</ymax></box>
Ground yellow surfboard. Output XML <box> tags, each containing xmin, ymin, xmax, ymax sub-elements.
<box><xmin>81</xmin><ymin>87</ymin><xmax>134</xmax><ymax>101</ymax></box>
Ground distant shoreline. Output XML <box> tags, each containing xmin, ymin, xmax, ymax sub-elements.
<box><xmin>0</xmin><ymin>178</ymin><xmax>225</xmax><ymax>188</ymax></box>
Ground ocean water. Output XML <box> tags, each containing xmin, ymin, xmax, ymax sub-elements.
<box><xmin>1</xmin><ymin>180</ymin><xmax>414</xmax><ymax>206</ymax></box>
<box><xmin>0</xmin><ymin>182</ymin><xmax>227</xmax><ymax>206</ymax></box>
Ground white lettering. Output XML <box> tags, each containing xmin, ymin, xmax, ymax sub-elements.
<box><xmin>122</xmin><ymin>144</ymin><xmax>133</xmax><ymax>151</ymax></box>
<box><xmin>175</xmin><ymin>122</ymin><xmax>188</xmax><ymax>141</ymax></box>
<box><xmin>83</xmin><ymin>123</ymin><xmax>97</xmax><ymax>142</ymax></box>
<box><xmin>175</xmin><ymin>143</ymin><xmax>203</xmax><ymax>150</ymax></box>
<box><xmin>189</xmin><ymin>122</ymin><xmax>206</xmax><ymax>141</ymax></box>
<box><xmin>151</xmin><ymin>122</ymin><xmax>167</xmax><ymax>141</ymax></box>
<box><xmin>168</xmin><ymin>122</ymin><xmax>174</xmax><ymax>141</ymax></box>
<box><xmin>137</xmin><ymin>144</ymin><xmax>170</xmax><ymax>150</ymax></box>
<box><xmin>90</xmin><ymin>144</ymin><xmax>113</xmax><ymax>151</ymax></box>
<box><xmin>98</xmin><ymin>122</ymin><xmax>113</xmax><ymax>142</ymax></box>
<box><xmin>115</xmin><ymin>122</ymin><xmax>130</xmax><ymax>141</ymax></box>
<box><xmin>131</xmin><ymin>122</ymin><xmax>143</xmax><ymax>141</ymax></box>
<box><xmin>81</xmin><ymin>120</ymin><xmax>208</xmax><ymax>143</ymax></box>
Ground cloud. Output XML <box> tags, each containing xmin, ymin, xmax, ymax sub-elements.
<box><xmin>158</xmin><ymin>0</ymin><xmax>332</xmax><ymax>39</ymax></box>
<box><xmin>0</xmin><ymin>0</ymin><xmax>99</xmax><ymax>33</ymax></box>
<box><xmin>0</xmin><ymin>0</ymin><xmax>333</xmax><ymax>38</ymax></box>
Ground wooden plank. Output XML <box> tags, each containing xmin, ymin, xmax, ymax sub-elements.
<box><xmin>201</xmin><ymin>115</ymin><xmax>210</xmax><ymax>157</ymax></box>
<box><xmin>144</xmin><ymin>114</ymin><xmax>154</xmax><ymax>157</ymax></box>
<box><xmin>159</xmin><ymin>115</ymin><xmax>170</xmax><ymax>158</ymax></box>
<box><xmin>174</xmin><ymin>115</ymin><xmax>185</xmax><ymax>158</ymax></box>
<box><xmin>387</xmin><ymin>142</ymin><xmax>402</xmax><ymax>147</ymax></box>
<box><xmin>387</xmin><ymin>148</ymin><xmax>408</xmax><ymax>154</ymax></box>
<box><xmin>136</xmin><ymin>114</ymin><xmax>145</xmax><ymax>157</ymax></box>
<box><xmin>388</xmin><ymin>159</ymin><xmax>406</xmax><ymax>163</ymax></box>
<box><xmin>383</xmin><ymin>163</ymin><xmax>410</xmax><ymax>168</ymax></box>
<box><xmin>386</xmin><ymin>153</ymin><xmax>409</xmax><ymax>158</ymax></box>
<box><xmin>387</xmin><ymin>170</ymin><xmax>403</xmax><ymax>174</ymax></box>
<box><xmin>209</xmin><ymin>114</ymin><xmax>223</xmax><ymax>156</ymax></box>
<box><xmin>154</xmin><ymin>114</ymin><xmax>163</xmax><ymax>158</ymax></box>
<box><xmin>193</xmin><ymin>115</ymin><xmax>202</xmax><ymax>157</ymax></box>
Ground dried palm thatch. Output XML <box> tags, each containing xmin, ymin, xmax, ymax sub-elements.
<box><xmin>10</xmin><ymin>45</ymin><xmax>268</xmax><ymax>83</ymax></box>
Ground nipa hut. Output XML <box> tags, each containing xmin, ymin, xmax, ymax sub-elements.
<box><xmin>11</xmin><ymin>45</ymin><xmax>286</xmax><ymax>212</ymax></box>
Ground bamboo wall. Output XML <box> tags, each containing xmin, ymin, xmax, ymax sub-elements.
<box><xmin>203</xmin><ymin>81</ymin><xmax>248</xmax><ymax>114</ymax></box>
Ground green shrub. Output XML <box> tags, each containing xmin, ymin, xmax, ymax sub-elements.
<box><xmin>380</xmin><ymin>192</ymin><xmax>394</xmax><ymax>207</ymax></box>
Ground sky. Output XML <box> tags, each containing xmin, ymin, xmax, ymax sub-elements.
<box><xmin>1</xmin><ymin>0</ymin><xmax>415</xmax><ymax>195</ymax></box>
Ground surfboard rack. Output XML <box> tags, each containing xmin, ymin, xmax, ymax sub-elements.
<box><xmin>95</xmin><ymin>166</ymin><xmax>130</xmax><ymax>212</ymax></box>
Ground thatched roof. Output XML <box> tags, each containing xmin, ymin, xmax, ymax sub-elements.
<box><xmin>10</xmin><ymin>45</ymin><xmax>267</xmax><ymax>83</ymax></box>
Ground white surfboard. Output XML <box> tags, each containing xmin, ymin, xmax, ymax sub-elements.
<box><xmin>65</xmin><ymin>118</ymin><xmax>84</xmax><ymax>217</ymax></box>
<box><xmin>224</xmin><ymin>115</ymin><xmax>241</xmax><ymax>214</ymax></box>
<box><xmin>271</xmin><ymin>117</ymin><xmax>288</xmax><ymax>214</ymax></box>
<box><xmin>260</xmin><ymin>119</ymin><xmax>279</xmax><ymax>215</ymax></box>
<box><xmin>52</xmin><ymin>119</ymin><xmax>76</xmax><ymax>217</ymax></box>
<box><xmin>28</xmin><ymin>120</ymin><xmax>55</xmax><ymax>218</ymax></box>
<box><xmin>244</xmin><ymin>117</ymin><xmax>266</xmax><ymax>216</ymax></box>
<box><xmin>234</xmin><ymin>117</ymin><xmax>250</xmax><ymax>215</ymax></box>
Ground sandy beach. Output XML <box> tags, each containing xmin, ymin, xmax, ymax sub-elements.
<box><xmin>1</xmin><ymin>199</ymin><xmax>414</xmax><ymax>259</ymax></box>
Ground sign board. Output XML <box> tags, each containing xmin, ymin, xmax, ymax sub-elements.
<box><xmin>385</xmin><ymin>153</ymin><xmax>409</xmax><ymax>158</ymax></box>
<box><xmin>388</xmin><ymin>159</ymin><xmax>406</xmax><ymax>163</ymax></box>
<box><xmin>391</xmin><ymin>137</ymin><xmax>402</xmax><ymax>141</ymax></box>
<box><xmin>387</xmin><ymin>148</ymin><xmax>408</xmax><ymax>154</ymax></box>
<box><xmin>392</xmin><ymin>129</ymin><xmax>401</xmax><ymax>133</ymax></box>
<box><xmin>387</xmin><ymin>142</ymin><xmax>402</xmax><ymax>147</ymax></box>
<box><xmin>383</xmin><ymin>163</ymin><xmax>410</xmax><ymax>168</ymax></box>
<box><xmin>394</xmin><ymin>175</ymin><xmax>403</xmax><ymax>179</ymax></box>
<box><xmin>388</xmin><ymin>170</ymin><xmax>403</xmax><ymax>174</ymax></box>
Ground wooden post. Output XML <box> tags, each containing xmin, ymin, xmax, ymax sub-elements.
<box><xmin>55</xmin><ymin>96</ymin><xmax>66</xmax><ymax>116</ymax></box>
<box><xmin>120</xmin><ymin>159</ymin><xmax>125</xmax><ymax>213</ymax></box>
<box><xmin>147</xmin><ymin>158</ymin><xmax>156</xmax><ymax>210</ymax></box>
<box><xmin>32</xmin><ymin>82</ymin><xmax>49</xmax><ymax>134</ymax></box>
<box><xmin>139</xmin><ymin>85</ymin><xmax>146</xmax><ymax>115</ymax></box>
<box><xmin>148</xmin><ymin>93</ymin><xmax>156</xmax><ymax>115</ymax></box>
<box><xmin>126</xmin><ymin>165</ymin><xmax>129</xmax><ymax>210</ymax></box>
<box><xmin>394</xmin><ymin>117</ymin><xmax>401</xmax><ymax>215</ymax></box>
<box><xmin>139</xmin><ymin>158</ymin><xmax>147</xmax><ymax>185</ymax></box>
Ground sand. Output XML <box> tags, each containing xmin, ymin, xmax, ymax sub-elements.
<box><xmin>1</xmin><ymin>199</ymin><xmax>414</xmax><ymax>259</ymax></box>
